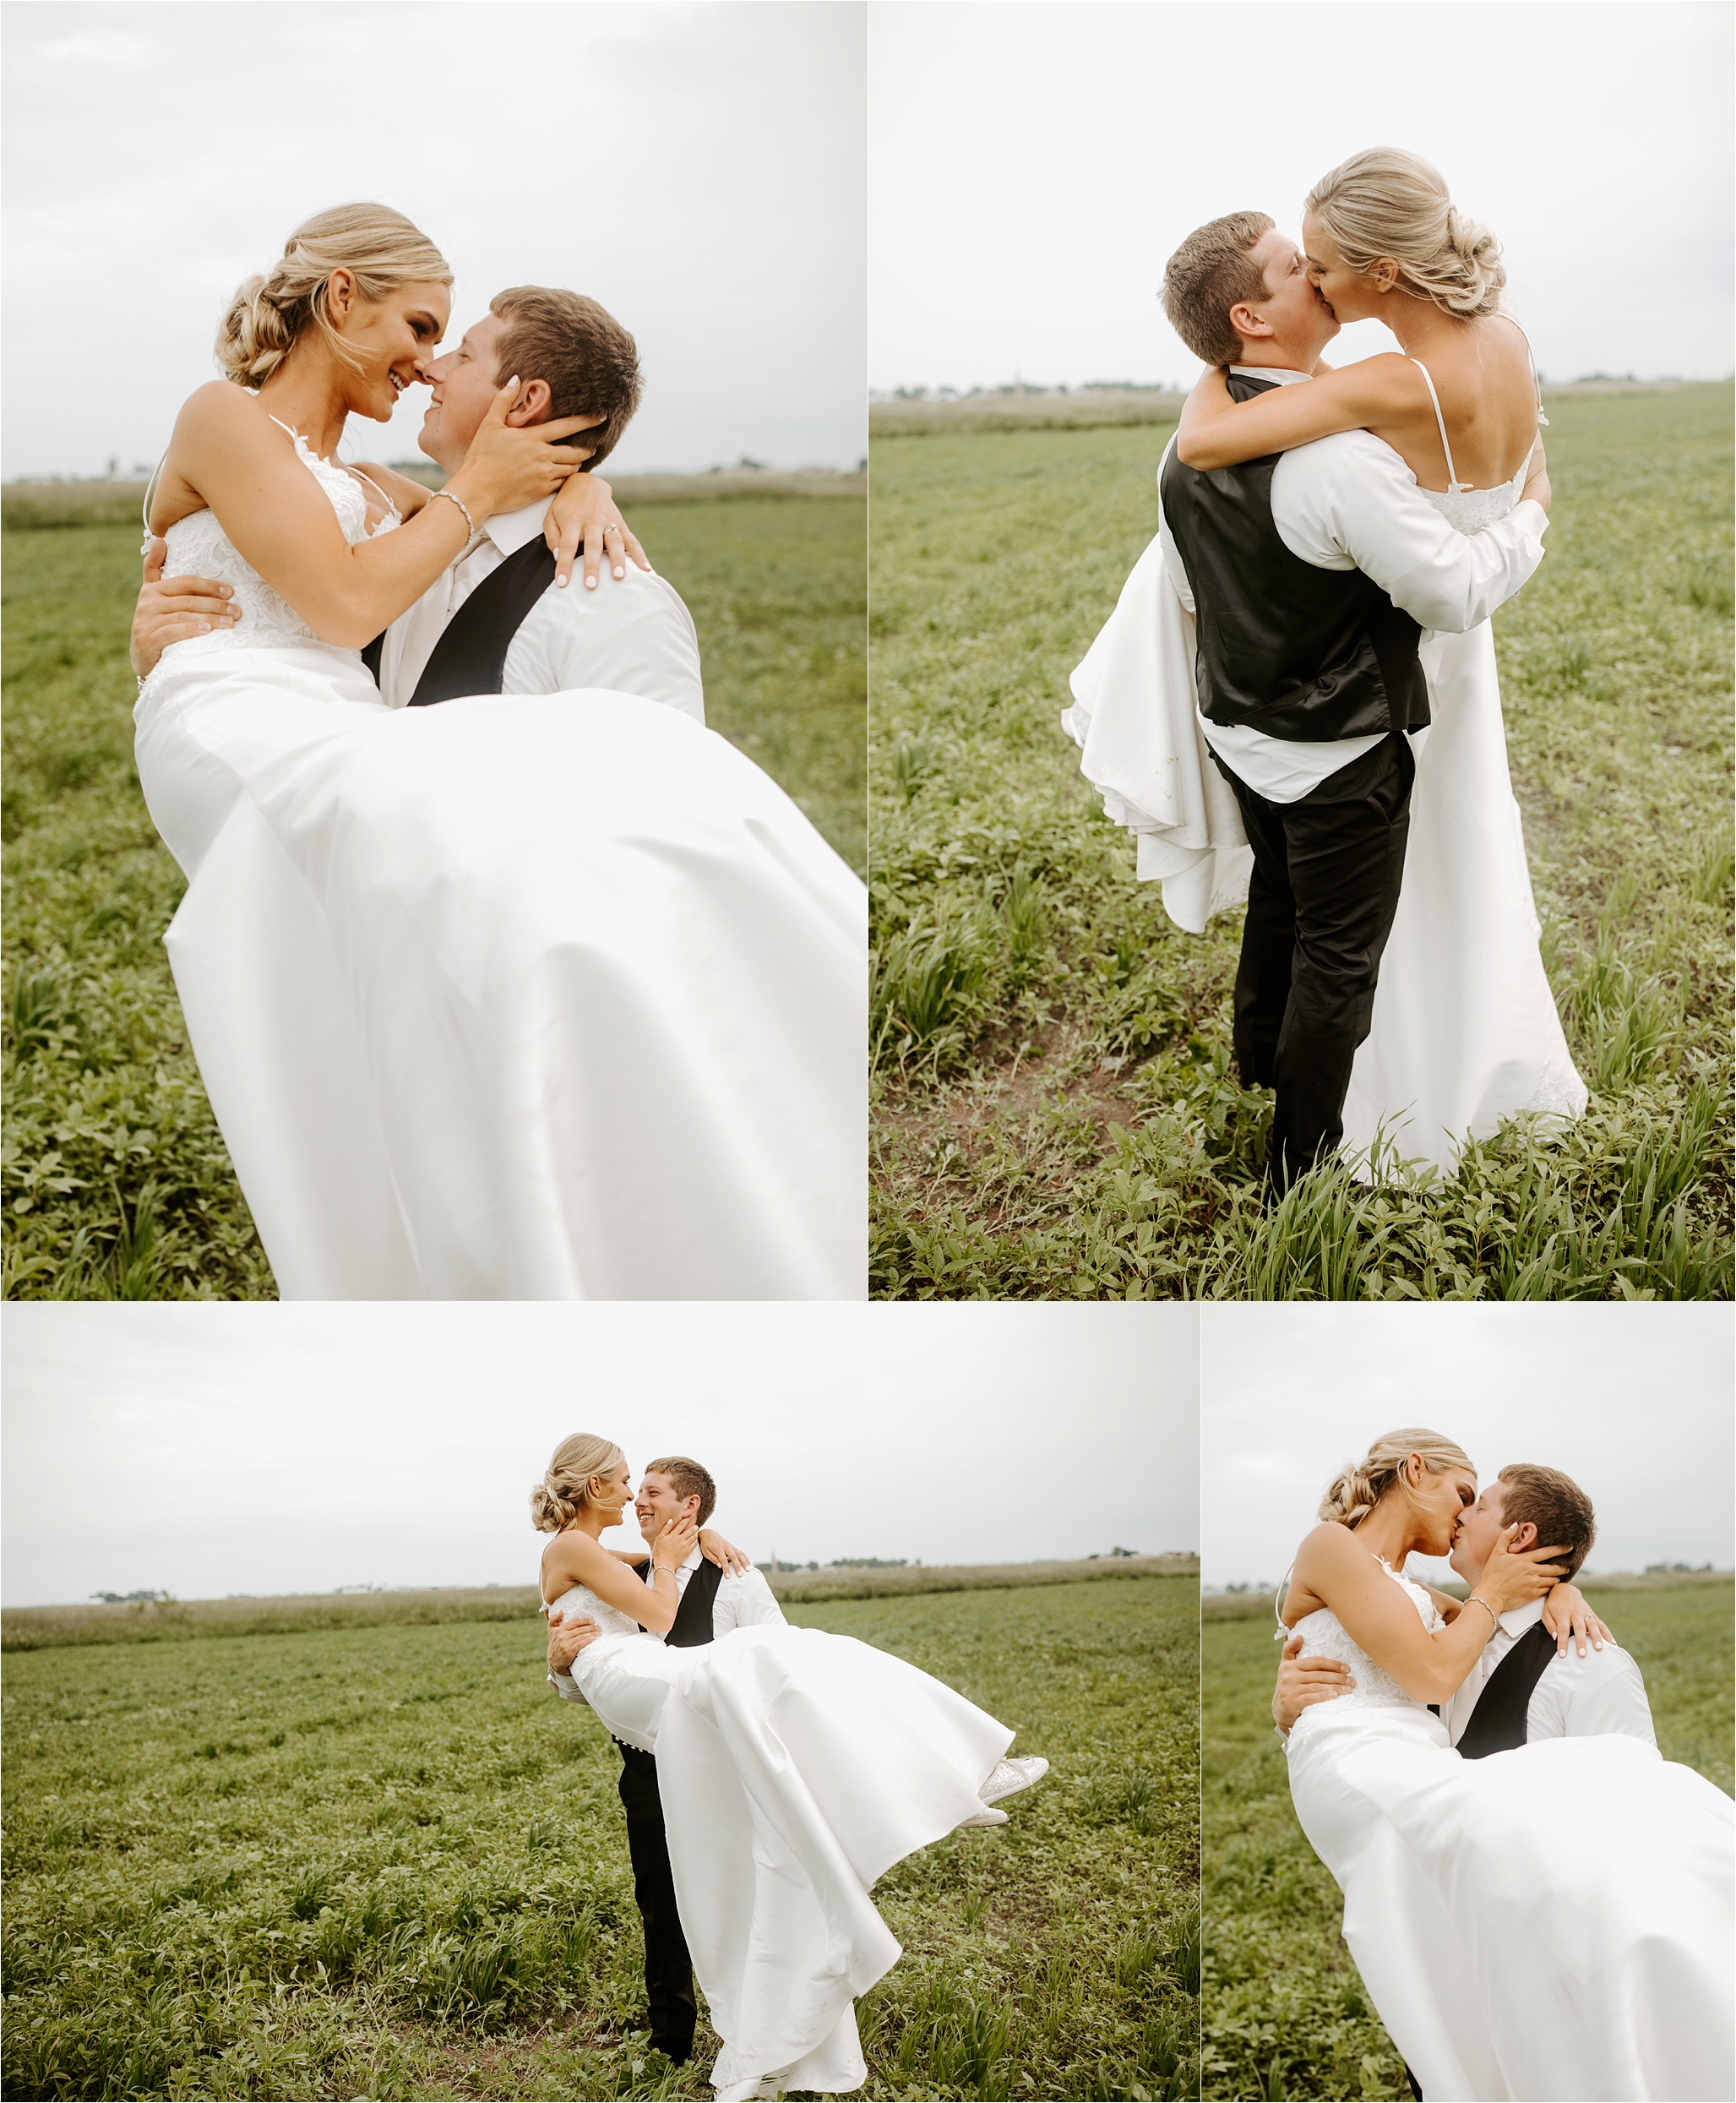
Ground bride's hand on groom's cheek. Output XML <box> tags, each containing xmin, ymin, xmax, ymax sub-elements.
<box><xmin>656</xmin><ymin>1514</ymin><xmax>701</xmax><ymax>1570</ymax></box>
<box><xmin>1478</xmin><ymin>1526</ymin><xmax>1575</xmax><ymax>1612</ymax></box>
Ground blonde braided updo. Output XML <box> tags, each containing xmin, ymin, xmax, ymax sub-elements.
<box><xmin>1318</xmin><ymin>1427</ymin><xmax>1473</xmax><ymax>1529</ymax></box>
<box><xmin>530</xmin><ymin>1433</ymin><xmax>627</xmax><ymax>1534</ymax></box>
<box><xmin>215</xmin><ymin>202</ymin><xmax>451</xmax><ymax>389</ymax></box>
<box><xmin>1305</xmin><ymin>149</ymin><xmax>1506</xmax><ymax>319</ymax></box>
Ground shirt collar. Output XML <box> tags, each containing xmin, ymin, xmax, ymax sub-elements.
<box><xmin>1227</xmin><ymin>364</ymin><xmax>1314</xmax><ymax>386</ymax></box>
<box><xmin>1498</xmin><ymin>1595</ymin><xmax>1546</xmax><ymax>1638</ymax></box>
<box><xmin>482</xmin><ymin>495</ymin><xmax>552</xmax><ymax>558</ymax></box>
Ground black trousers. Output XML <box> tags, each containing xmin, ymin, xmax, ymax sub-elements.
<box><xmin>1212</xmin><ymin>732</ymin><xmax>1415</xmax><ymax>1190</ymax></box>
<box><xmin>617</xmin><ymin>1744</ymin><xmax>696</xmax><ymax>2062</ymax></box>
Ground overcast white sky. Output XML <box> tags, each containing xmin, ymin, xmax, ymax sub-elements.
<box><xmin>1200</xmin><ymin>1306</ymin><xmax>1734</xmax><ymax>1589</ymax></box>
<box><xmin>2</xmin><ymin>0</ymin><xmax>864</xmax><ymax>480</ymax></box>
<box><xmin>870</xmin><ymin>1</ymin><xmax>1734</xmax><ymax>392</ymax></box>
<box><xmin>2</xmin><ymin>1304</ymin><xmax>1199</xmax><ymax>1606</ymax></box>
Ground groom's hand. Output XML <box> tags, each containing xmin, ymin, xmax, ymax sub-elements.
<box><xmin>1272</xmin><ymin>1631</ymin><xmax>1353</xmax><ymax>1735</ymax></box>
<box><xmin>547</xmin><ymin>1608</ymin><xmax>601</xmax><ymax>1673</ymax></box>
<box><xmin>130</xmin><ymin>538</ymin><xmax>240</xmax><ymax>677</ymax></box>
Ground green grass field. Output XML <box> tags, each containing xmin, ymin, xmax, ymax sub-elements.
<box><xmin>1</xmin><ymin>1575</ymin><xmax>1198</xmax><ymax>2102</ymax></box>
<box><xmin>868</xmin><ymin>389</ymin><xmax>1734</xmax><ymax>1299</ymax></box>
<box><xmin>1</xmin><ymin>496</ymin><xmax>864</xmax><ymax>1300</ymax></box>
<box><xmin>1201</xmin><ymin>1579</ymin><xmax>1734</xmax><ymax>2101</ymax></box>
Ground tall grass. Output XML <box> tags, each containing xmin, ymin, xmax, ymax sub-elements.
<box><xmin>3</xmin><ymin>496</ymin><xmax>864</xmax><ymax>1299</ymax></box>
<box><xmin>3</xmin><ymin>1577</ymin><xmax>1197</xmax><ymax>2100</ymax></box>
<box><xmin>869</xmin><ymin>390</ymin><xmax>1733</xmax><ymax>1299</ymax></box>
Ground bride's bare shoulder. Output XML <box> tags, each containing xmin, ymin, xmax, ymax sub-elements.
<box><xmin>1294</xmin><ymin>1523</ymin><xmax>1363</xmax><ymax>1575</ymax></box>
<box><xmin>170</xmin><ymin>381</ymin><xmax>275</xmax><ymax>444</ymax></box>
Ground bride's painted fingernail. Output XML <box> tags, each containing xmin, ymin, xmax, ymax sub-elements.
<box><xmin>556</xmin><ymin>575</ymin><xmax>569</xmax><ymax>589</ymax></box>
<box><xmin>613</xmin><ymin>564</ymin><xmax>624</xmax><ymax>578</ymax></box>
<box><xmin>585</xmin><ymin>575</ymin><xmax>597</xmax><ymax>590</ymax></box>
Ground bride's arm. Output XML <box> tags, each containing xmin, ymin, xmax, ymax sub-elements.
<box><xmin>157</xmin><ymin>379</ymin><xmax>593</xmax><ymax>646</ymax></box>
<box><xmin>541</xmin><ymin>1517</ymin><xmax>699</xmax><ymax>1635</ymax></box>
<box><xmin>1174</xmin><ymin>355</ymin><xmax>1418</xmax><ymax>471</ymax></box>
<box><xmin>1292</xmin><ymin>1523</ymin><xmax>1572</xmax><ymax>1705</ymax></box>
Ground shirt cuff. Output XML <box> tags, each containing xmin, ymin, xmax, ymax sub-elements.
<box><xmin>1513</xmin><ymin>497</ymin><xmax>1549</xmax><ymax>542</ymax></box>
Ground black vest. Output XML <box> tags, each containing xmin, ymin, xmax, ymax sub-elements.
<box><xmin>1456</xmin><ymin>1621</ymin><xmax>1556</xmax><ymax>1760</ymax></box>
<box><xmin>1160</xmin><ymin>372</ymin><xmax>1430</xmax><ymax>743</ymax></box>
<box><xmin>634</xmin><ymin>1553</ymin><xmax>724</xmax><ymax>1647</ymax></box>
<box><xmin>359</xmin><ymin>536</ymin><xmax>557</xmax><ymax>706</ymax></box>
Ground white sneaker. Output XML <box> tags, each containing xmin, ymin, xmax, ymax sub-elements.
<box><xmin>980</xmin><ymin>1754</ymin><xmax>1049</xmax><ymax>1806</ymax></box>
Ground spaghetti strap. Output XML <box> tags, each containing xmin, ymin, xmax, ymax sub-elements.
<box><xmin>1408</xmin><ymin>357</ymin><xmax>1461</xmax><ymax>492</ymax></box>
<box><xmin>140</xmin><ymin>452</ymin><xmax>166</xmax><ymax>544</ymax></box>
<box><xmin>1274</xmin><ymin>1560</ymin><xmax>1297</xmax><ymax>1635</ymax></box>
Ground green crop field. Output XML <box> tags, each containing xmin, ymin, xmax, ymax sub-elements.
<box><xmin>1200</xmin><ymin>1579</ymin><xmax>1734</xmax><ymax>2101</ymax></box>
<box><xmin>1</xmin><ymin>1575</ymin><xmax>1198</xmax><ymax>2102</ymax></box>
<box><xmin>1</xmin><ymin>495</ymin><xmax>864</xmax><ymax>1300</ymax></box>
<box><xmin>868</xmin><ymin>388</ymin><xmax>1734</xmax><ymax>1300</ymax></box>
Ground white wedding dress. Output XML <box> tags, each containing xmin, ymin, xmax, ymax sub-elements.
<box><xmin>133</xmin><ymin>433</ymin><xmax>866</xmax><ymax>1299</ymax></box>
<box><xmin>1064</xmin><ymin>371</ymin><xmax>1586</xmax><ymax>1179</ymax></box>
<box><xmin>547</xmin><ymin>1580</ymin><xmax>1026</xmax><ymax>2100</ymax></box>
<box><xmin>1284</xmin><ymin>1559</ymin><xmax>1734</xmax><ymax>2101</ymax></box>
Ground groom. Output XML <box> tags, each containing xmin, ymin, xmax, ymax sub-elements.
<box><xmin>129</xmin><ymin>286</ymin><xmax>704</xmax><ymax>721</ymax></box>
<box><xmin>545</xmin><ymin>1458</ymin><xmax>784</xmax><ymax>2067</ymax></box>
<box><xmin>1273</xmin><ymin>1463</ymin><xmax>1656</xmax><ymax>1752</ymax></box>
<box><xmin>1158</xmin><ymin>215</ymin><xmax>1551</xmax><ymax>1190</ymax></box>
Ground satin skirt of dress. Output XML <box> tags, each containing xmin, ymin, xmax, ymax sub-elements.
<box><xmin>134</xmin><ymin>645</ymin><xmax>867</xmax><ymax>1301</ymax></box>
<box><xmin>576</xmin><ymin>1624</ymin><xmax>1015</xmax><ymax>2101</ymax></box>
<box><xmin>1287</xmin><ymin>1704</ymin><xmax>1736</xmax><ymax>2101</ymax></box>
<box><xmin>1341</xmin><ymin>624</ymin><xmax>1588</xmax><ymax>1179</ymax></box>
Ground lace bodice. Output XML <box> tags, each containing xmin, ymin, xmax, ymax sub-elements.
<box><xmin>1287</xmin><ymin>1558</ymin><xmax>1444</xmax><ymax>1730</ymax></box>
<box><xmin>1414</xmin><ymin>454</ymin><xmax>1532</xmax><ymax>537</ymax></box>
<box><xmin>546</xmin><ymin>1579</ymin><xmax>654</xmax><ymax>1644</ymax></box>
<box><xmin>149</xmin><ymin>426</ymin><xmax>399</xmax><ymax>668</ymax></box>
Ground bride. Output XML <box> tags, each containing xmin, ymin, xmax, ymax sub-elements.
<box><xmin>1279</xmin><ymin>1428</ymin><xmax>1733</xmax><ymax>2100</ymax></box>
<box><xmin>535</xmin><ymin>1436</ymin><xmax>1048</xmax><ymax>2101</ymax></box>
<box><xmin>134</xmin><ymin>203</ymin><xmax>865</xmax><ymax>1302</ymax></box>
<box><xmin>1067</xmin><ymin>149</ymin><xmax>1586</xmax><ymax>1180</ymax></box>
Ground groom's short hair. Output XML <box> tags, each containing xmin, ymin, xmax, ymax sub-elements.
<box><xmin>644</xmin><ymin>1455</ymin><xmax>716</xmax><ymax>1528</ymax></box>
<box><xmin>489</xmin><ymin>286</ymin><xmax>643</xmax><ymax>470</ymax></box>
<box><xmin>1162</xmin><ymin>211</ymin><xmax>1276</xmax><ymax>367</ymax></box>
<box><xmin>1497</xmin><ymin>1464</ymin><xmax>1597</xmax><ymax>1579</ymax></box>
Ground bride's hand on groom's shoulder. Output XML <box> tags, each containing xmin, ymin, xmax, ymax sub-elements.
<box><xmin>544</xmin><ymin>473</ymin><xmax>652</xmax><ymax>594</ymax></box>
<box><xmin>1541</xmin><ymin>1583</ymin><xmax>1613</xmax><ymax>1660</ymax></box>
<box><xmin>129</xmin><ymin>537</ymin><xmax>240</xmax><ymax>677</ymax></box>
<box><xmin>698</xmin><ymin>1528</ymin><xmax>753</xmax><ymax>1577</ymax></box>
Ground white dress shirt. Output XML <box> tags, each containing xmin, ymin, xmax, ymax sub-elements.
<box><xmin>549</xmin><ymin>1546</ymin><xmax>786</xmax><ymax>1704</ymax></box>
<box><xmin>1441</xmin><ymin>1595</ymin><xmax>1657</xmax><ymax>1751</ymax></box>
<box><xmin>379</xmin><ymin>494</ymin><xmax>705</xmax><ymax>722</ymax></box>
<box><xmin>1167</xmin><ymin>364</ymin><xmax>1548</xmax><ymax>804</ymax></box>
